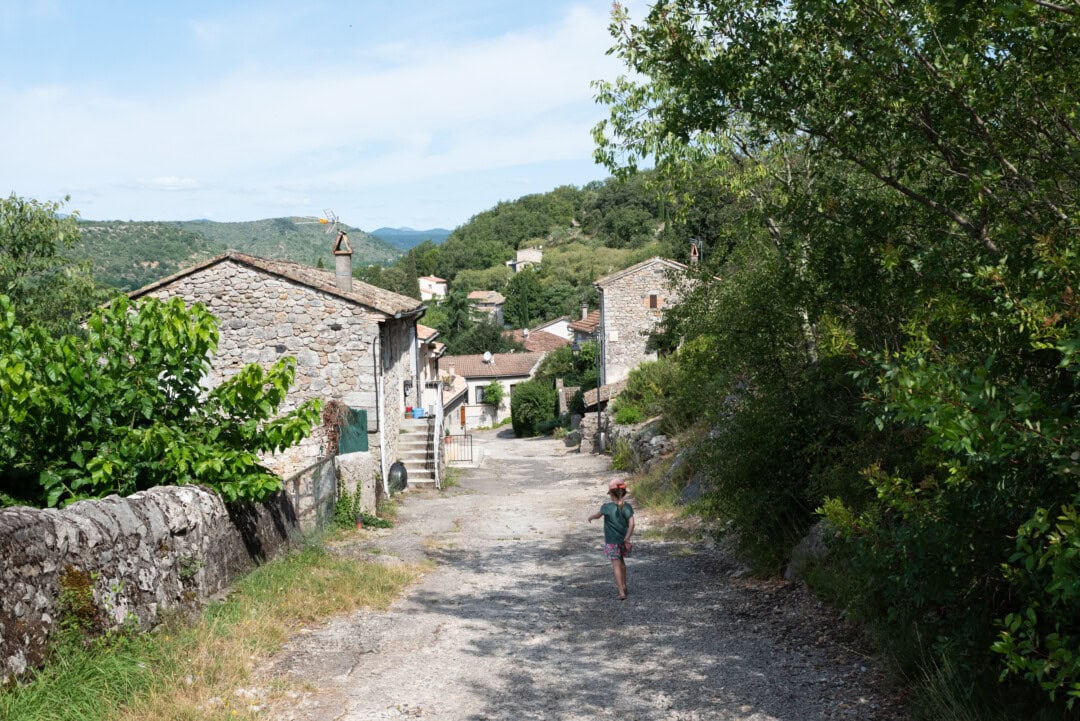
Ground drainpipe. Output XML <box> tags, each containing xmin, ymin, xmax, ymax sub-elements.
<box><xmin>374</xmin><ymin>329</ymin><xmax>388</xmax><ymax>497</ymax></box>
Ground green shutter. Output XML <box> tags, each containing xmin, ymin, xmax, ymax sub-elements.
<box><xmin>338</xmin><ymin>408</ymin><xmax>369</xmax><ymax>454</ymax></box>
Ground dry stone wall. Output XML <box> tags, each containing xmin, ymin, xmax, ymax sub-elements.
<box><xmin>0</xmin><ymin>486</ymin><xmax>299</xmax><ymax>683</ymax></box>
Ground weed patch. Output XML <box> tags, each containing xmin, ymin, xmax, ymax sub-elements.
<box><xmin>1</xmin><ymin>545</ymin><xmax>421</xmax><ymax>721</ymax></box>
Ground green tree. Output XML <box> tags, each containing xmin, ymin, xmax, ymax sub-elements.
<box><xmin>0</xmin><ymin>295</ymin><xmax>320</xmax><ymax>507</ymax></box>
<box><xmin>595</xmin><ymin>0</ymin><xmax>1080</xmax><ymax>712</ymax></box>
<box><xmin>0</xmin><ymin>194</ymin><xmax>104</xmax><ymax>336</ymax></box>
<box><xmin>446</xmin><ymin>316</ymin><xmax>522</xmax><ymax>356</ymax></box>
<box><xmin>510</xmin><ymin>380</ymin><xmax>557</xmax><ymax>438</ymax></box>
<box><xmin>504</xmin><ymin>268</ymin><xmax>541</xmax><ymax>329</ymax></box>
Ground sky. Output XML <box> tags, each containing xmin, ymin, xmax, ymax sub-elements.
<box><xmin>0</xmin><ymin>1</ymin><xmax>643</xmax><ymax>231</ymax></box>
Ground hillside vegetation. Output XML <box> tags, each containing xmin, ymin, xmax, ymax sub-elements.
<box><xmin>362</xmin><ymin>173</ymin><xmax>685</xmax><ymax>339</ymax></box>
<box><xmin>73</xmin><ymin>218</ymin><xmax>400</xmax><ymax>291</ymax></box>
<box><xmin>596</xmin><ymin>2</ymin><xmax>1080</xmax><ymax>718</ymax></box>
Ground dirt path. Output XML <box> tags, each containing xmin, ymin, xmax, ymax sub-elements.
<box><xmin>264</xmin><ymin>430</ymin><xmax>907</xmax><ymax>721</ymax></box>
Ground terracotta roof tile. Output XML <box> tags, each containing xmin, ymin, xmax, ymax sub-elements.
<box><xmin>440</xmin><ymin>352</ymin><xmax>545</xmax><ymax>379</ymax></box>
<box><xmin>569</xmin><ymin>309</ymin><xmax>601</xmax><ymax>333</ymax></box>
<box><xmin>595</xmin><ymin>256</ymin><xmax>688</xmax><ymax>288</ymax></box>
<box><xmin>417</xmin><ymin>324</ymin><xmax>439</xmax><ymax>341</ymax></box>
<box><xmin>467</xmin><ymin>290</ymin><xmax>506</xmax><ymax>304</ymax></box>
<box><xmin>128</xmin><ymin>252</ymin><xmax>424</xmax><ymax>318</ymax></box>
<box><xmin>583</xmin><ymin>380</ymin><xmax>627</xmax><ymax>409</ymax></box>
<box><xmin>504</xmin><ymin>329</ymin><xmax>570</xmax><ymax>352</ymax></box>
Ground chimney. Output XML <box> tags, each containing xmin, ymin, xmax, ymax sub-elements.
<box><xmin>581</xmin><ymin>303</ymin><xmax>588</xmax><ymax>321</ymax></box>
<box><xmin>523</xmin><ymin>328</ymin><xmax>530</xmax><ymax>339</ymax></box>
<box><xmin>690</xmin><ymin>241</ymin><xmax>700</xmax><ymax>266</ymax></box>
<box><xmin>333</xmin><ymin>230</ymin><xmax>353</xmax><ymax>292</ymax></box>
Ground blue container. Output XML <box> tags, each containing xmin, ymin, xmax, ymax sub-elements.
<box><xmin>412</xmin><ymin>407</ymin><xmax>425</xmax><ymax>419</ymax></box>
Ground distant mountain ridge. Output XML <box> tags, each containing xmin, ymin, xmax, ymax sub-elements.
<box><xmin>370</xmin><ymin>226</ymin><xmax>451</xmax><ymax>250</ymax></box>
<box><xmin>72</xmin><ymin>217</ymin><xmax>402</xmax><ymax>291</ymax></box>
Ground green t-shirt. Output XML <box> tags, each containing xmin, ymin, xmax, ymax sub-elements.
<box><xmin>600</xmin><ymin>501</ymin><xmax>634</xmax><ymax>544</ymax></box>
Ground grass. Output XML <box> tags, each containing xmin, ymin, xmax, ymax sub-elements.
<box><xmin>440</xmin><ymin>467</ymin><xmax>461</xmax><ymax>489</ymax></box>
<box><xmin>0</xmin><ymin>543</ymin><xmax>422</xmax><ymax>721</ymax></box>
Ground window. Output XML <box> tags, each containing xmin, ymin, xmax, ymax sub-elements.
<box><xmin>474</xmin><ymin>385</ymin><xmax>485</xmax><ymax>404</ymax></box>
<box><xmin>649</xmin><ymin>294</ymin><xmax>659</xmax><ymax>309</ymax></box>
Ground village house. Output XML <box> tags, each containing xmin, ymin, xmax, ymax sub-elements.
<box><xmin>532</xmin><ymin>315</ymin><xmax>573</xmax><ymax>341</ymax></box>
<box><xmin>505</xmin><ymin>247</ymin><xmax>543</xmax><ymax>273</ymax></box>
<box><xmin>440</xmin><ymin>351</ymin><xmax>545</xmax><ymax>431</ymax></box>
<box><xmin>503</xmin><ymin>326</ymin><xmax>570</xmax><ymax>353</ymax></box>
<box><xmin>418</xmin><ymin>275</ymin><xmax>448</xmax><ymax>301</ymax></box>
<box><xmin>127</xmin><ymin>247</ymin><xmax>433</xmax><ymax>498</ymax></box>
<box><xmin>596</xmin><ymin>256</ymin><xmax>688</xmax><ymax>386</ymax></box>
<box><xmin>467</xmin><ymin>290</ymin><xmax>506</xmax><ymax>326</ymax></box>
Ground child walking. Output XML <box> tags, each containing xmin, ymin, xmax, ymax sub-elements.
<box><xmin>588</xmin><ymin>479</ymin><xmax>635</xmax><ymax>600</ymax></box>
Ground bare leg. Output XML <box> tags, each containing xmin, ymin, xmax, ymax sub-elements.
<box><xmin>612</xmin><ymin>558</ymin><xmax>627</xmax><ymax>599</ymax></box>
<box><xmin>620</xmin><ymin>558</ymin><xmax>628</xmax><ymax>595</ymax></box>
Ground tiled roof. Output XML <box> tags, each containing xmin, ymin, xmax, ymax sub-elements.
<box><xmin>569</xmin><ymin>309</ymin><xmax>601</xmax><ymax>333</ymax></box>
<box><xmin>467</xmin><ymin>290</ymin><xmax>506</xmax><ymax>305</ymax></box>
<box><xmin>440</xmin><ymin>352</ymin><xmax>545</xmax><ymax>379</ymax></box>
<box><xmin>417</xmin><ymin>324</ymin><xmax>439</xmax><ymax>342</ymax></box>
<box><xmin>128</xmin><ymin>252</ymin><xmax>425</xmax><ymax>318</ymax></box>
<box><xmin>582</xmin><ymin>380</ymin><xmax>627</xmax><ymax>409</ymax></box>
<box><xmin>419</xmin><ymin>275</ymin><xmax>447</xmax><ymax>283</ymax></box>
<box><xmin>595</xmin><ymin>256</ymin><xmax>688</xmax><ymax>288</ymax></box>
<box><xmin>504</xmin><ymin>329</ymin><xmax>570</xmax><ymax>352</ymax></box>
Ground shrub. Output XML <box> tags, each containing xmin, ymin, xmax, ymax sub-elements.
<box><xmin>614</xmin><ymin>404</ymin><xmax>644</xmax><ymax>425</ymax></box>
<box><xmin>510</xmin><ymin>380</ymin><xmax>557</xmax><ymax>437</ymax></box>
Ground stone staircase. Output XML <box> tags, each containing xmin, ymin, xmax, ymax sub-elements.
<box><xmin>399</xmin><ymin>417</ymin><xmax>436</xmax><ymax>487</ymax></box>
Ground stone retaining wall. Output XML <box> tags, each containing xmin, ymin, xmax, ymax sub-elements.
<box><xmin>0</xmin><ymin>485</ymin><xmax>301</xmax><ymax>683</ymax></box>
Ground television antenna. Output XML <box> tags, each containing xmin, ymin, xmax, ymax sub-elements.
<box><xmin>297</xmin><ymin>209</ymin><xmax>341</xmax><ymax>235</ymax></box>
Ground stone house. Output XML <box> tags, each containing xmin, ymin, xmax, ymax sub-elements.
<box><xmin>440</xmin><ymin>351</ymin><xmax>545</xmax><ymax>430</ymax></box>
<box><xmin>128</xmin><ymin>250</ymin><xmax>429</xmax><ymax>495</ymax></box>
<box><xmin>505</xmin><ymin>247</ymin><xmax>543</xmax><ymax>273</ymax></box>
<box><xmin>467</xmin><ymin>290</ymin><xmax>506</xmax><ymax>326</ymax></box>
<box><xmin>418</xmin><ymin>275</ymin><xmax>448</xmax><ymax>301</ymax></box>
<box><xmin>596</xmin><ymin>256</ymin><xmax>688</xmax><ymax>386</ymax></box>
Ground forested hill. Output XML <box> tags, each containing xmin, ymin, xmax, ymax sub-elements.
<box><xmin>73</xmin><ymin>218</ymin><xmax>401</xmax><ymax>291</ymax></box>
<box><xmin>359</xmin><ymin>172</ymin><xmax>707</xmax><ymax>332</ymax></box>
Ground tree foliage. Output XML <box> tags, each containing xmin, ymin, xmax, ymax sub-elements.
<box><xmin>595</xmin><ymin>0</ymin><xmax>1080</xmax><ymax>712</ymax></box>
<box><xmin>0</xmin><ymin>194</ymin><xmax>104</xmax><ymax>336</ymax></box>
<box><xmin>0</xmin><ymin>295</ymin><xmax>320</xmax><ymax>507</ymax></box>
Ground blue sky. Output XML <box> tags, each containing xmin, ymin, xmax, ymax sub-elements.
<box><xmin>0</xmin><ymin>1</ymin><xmax>641</xmax><ymax>230</ymax></box>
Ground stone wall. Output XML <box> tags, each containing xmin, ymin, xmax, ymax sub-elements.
<box><xmin>0</xmin><ymin>486</ymin><xmax>300</xmax><ymax>683</ymax></box>
<box><xmin>600</xmin><ymin>261</ymin><xmax>686</xmax><ymax>386</ymax></box>
<box><xmin>378</xmin><ymin>318</ymin><xmax>414</xmax><ymax>478</ymax></box>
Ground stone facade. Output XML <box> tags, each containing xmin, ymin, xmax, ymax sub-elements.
<box><xmin>138</xmin><ymin>256</ymin><xmax>417</xmax><ymax>489</ymax></box>
<box><xmin>0</xmin><ymin>486</ymin><xmax>299</xmax><ymax>683</ymax></box>
<box><xmin>597</xmin><ymin>257</ymin><xmax>688</xmax><ymax>386</ymax></box>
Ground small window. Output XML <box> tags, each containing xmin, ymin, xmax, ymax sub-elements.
<box><xmin>474</xmin><ymin>386</ymin><xmax>486</xmax><ymax>405</ymax></box>
<box><xmin>649</xmin><ymin>294</ymin><xmax>659</xmax><ymax>309</ymax></box>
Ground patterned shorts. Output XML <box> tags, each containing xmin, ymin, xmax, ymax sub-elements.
<box><xmin>604</xmin><ymin>542</ymin><xmax>633</xmax><ymax>560</ymax></box>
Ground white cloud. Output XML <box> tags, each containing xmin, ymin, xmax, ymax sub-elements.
<box><xmin>0</xmin><ymin>3</ymin><xmax>628</xmax><ymax>225</ymax></box>
<box><xmin>134</xmin><ymin>176</ymin><xmax>200</xmax><ymax>191</ymax></box>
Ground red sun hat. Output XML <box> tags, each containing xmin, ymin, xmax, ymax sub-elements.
<box><xmin>608</xmin><ymin>480</ymin><xmax>627</xmax><ymax>491</ymax></box>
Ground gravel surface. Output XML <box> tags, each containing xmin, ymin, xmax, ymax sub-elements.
<box><xmin>262</xmin><ymin>429</ymin><xmax>908</xmax><ymax>721</ymax></box>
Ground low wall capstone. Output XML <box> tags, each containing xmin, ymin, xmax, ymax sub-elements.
<box><xmin>0</xmin><ymin>485</ymin><xmax>300</xmax><ymax>683</ymax></box>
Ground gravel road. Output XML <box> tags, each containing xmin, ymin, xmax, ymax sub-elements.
<box><xmin>264</xmin><ymin>429</ymin><xmax>907</xmax><ymax>721</ymax></box>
